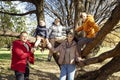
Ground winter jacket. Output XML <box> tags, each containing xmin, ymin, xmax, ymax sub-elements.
<box><xmin>48</xmin><ymin>23</ymin><xmax>73</xmax><ymax>39</ymax></box>
<box><xmin>76</xmin><ymin>15</ymin><xmax>99</xmax><ymax>38</ymax></box>
<box><xmin>33</xmin><ymin>25</ymin><xmax>48</xmax><ymax>38</ymax></box>
<box><xmin>11</xmin><ymin>40</ymin><xmax>34</xmax><ymax>73</ymax></box>
<box><xmin>51</xmin><ymin>40</ymin><xmax>80</xmax><ymax>65</ymax></box>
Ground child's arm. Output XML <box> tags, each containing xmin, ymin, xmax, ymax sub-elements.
<box><xmin>47</xmin><ymin>26</ymin><xmax>53</xmax><ymax>37</ymax></box>
<box><xmin>48</xmin><ymin>42</ymin><xmax>63</xmax><ymax>53</ymax></box>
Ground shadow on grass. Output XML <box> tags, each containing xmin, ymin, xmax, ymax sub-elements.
<box><xmin>0</xmin><ymin>67</ymin><xmax>59</xmax><ymax>80</ymax></box>
<box><xmin>30</xmin><ymin>66</ymin><xmax>59</xmax><ymax>80</ymax></box>
<box><xmin>0</xmin><ymin>74</ymin><xmax>15</xmax><ymax>80</ymax></box>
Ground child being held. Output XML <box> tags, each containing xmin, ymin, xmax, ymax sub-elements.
<box><xmin>33</xmin><ymin>20</ymin><xmax>50</xmax><ymax>50</ymax></box>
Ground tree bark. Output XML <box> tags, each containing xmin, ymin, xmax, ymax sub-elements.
<box><xmin>74</xmin><ymin>0</ymin><xmax>84</xmax><ymax>27</ymax></box>
<box><xmin>34</xmin><ymin>0</ymin><xmax>44</xmax><ymax>24</ymax></box>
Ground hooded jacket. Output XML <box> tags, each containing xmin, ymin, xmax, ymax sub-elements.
<box><xmin>11</xmin><ymin>40</ymin><xmax>34</xmax><ymax>73</ymax></box>
<box><xmin>48</xmin><ymin>23</ymin><xmax>66</xmax><ymax>39</ymax></box>
<box><xmin>76</xmin><ymin>15</ymin><xmax>99</xmax><ymax>38</ymax></box>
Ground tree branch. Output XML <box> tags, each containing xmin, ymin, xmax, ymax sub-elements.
<box><xmin>1</xmin><ymin>0</ymin><xmax>32</xmax><ymax>3</ymax></box>
<box><xmin>0</xmin><ymin>30</ymin><xmax>35</xmax><ymax>42</ymax></box>
<box><xmin>44</xmin><ymin>3</ymin><xmax>61</xmax><ymax>20</ymax></box>
<box><xmin>0</xmin><ymin>30</ymin><xmax>20</xmax><ymax>37</ymax></box>
<box><xmin>0</xmin><ymin>10</ymin><xmax>36</xmax><ymax>16</ymax></box>
<box><xmin>83</xmin><ymin>42</ymin><xmax>120</xmax><ymax>66</ymax></box>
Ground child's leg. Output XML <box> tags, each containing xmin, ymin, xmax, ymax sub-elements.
<box><xmin>34</xmin><ymin>36</ymin><xmax>42</xmax><ymax>48</ymax></box>
<box><xmin>47</xmin><ymin>38</ymin><xmax>55</xmax><ymax>61</ymax></box>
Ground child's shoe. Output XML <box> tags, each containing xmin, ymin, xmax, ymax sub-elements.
<box><xmin>47</xmin><ymin>55</ymin><xmax>52</xmax><ymax>62</ymax></box>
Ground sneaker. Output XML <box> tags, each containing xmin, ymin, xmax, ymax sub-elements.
<box><xmin>47</xmin><ymin>56</ymin><xmax>52</xmax><ymax>62</ymax></box>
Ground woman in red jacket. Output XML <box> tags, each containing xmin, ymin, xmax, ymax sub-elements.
<box><xmin>11</xmin><ymin>31</ymin><xmax>35</xmax><ymax>80</ymax></box>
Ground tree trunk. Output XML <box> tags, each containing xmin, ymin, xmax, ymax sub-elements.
<box><xmin>74</xmin><ymin>0</ymin><xmax>84</xmax><ymax>27</ymax></box>
<box><xmin>34</xmin><ymin>0</ymin><xmax>44</xmax><ymax>24</ymax></box>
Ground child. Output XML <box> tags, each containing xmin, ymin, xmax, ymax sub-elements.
<box><xmin>33</xmin><ymin>20</ymin><xmax>50</xmax><ymax>50</ymax></box>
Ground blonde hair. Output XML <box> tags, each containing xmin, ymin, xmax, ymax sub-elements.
<box><xmin>80</xmin><ymin>12</ymin><xmax>87</xmax><ymax>18</ymax></box>
<box><xmin>54</xmin><ymin>18</ymin><xmax>60</xmax><ymax>22</ymax></box>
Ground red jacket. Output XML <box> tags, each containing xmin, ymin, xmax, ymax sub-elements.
<box><xmin>11</xmin><ymin>40</ymin><xmax>34</xmax><ymax>73</ymax></box>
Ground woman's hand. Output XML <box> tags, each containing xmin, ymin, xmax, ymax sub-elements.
<box><xmin>76</xmin><ymin>57</ymin><xmax>85</xmax><ymax>67</ymax></box>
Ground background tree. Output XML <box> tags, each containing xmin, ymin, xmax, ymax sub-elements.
<box><xmin>0</xmin><ymin>1</ymin><xmax>27</xmax><ymax>49</ymax></box>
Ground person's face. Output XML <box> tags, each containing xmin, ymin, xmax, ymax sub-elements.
<box><xmin>20</xmin><ymin>33</ymin><xmax>28</xmax><ymax>43</ymax></box>
<box><xmin>39</xmin><ymin>20</ymin><xmax>45</xmax><ymax>26</ymax></box>
<box><xmin>67</xmin><ymin>34</ymin><xmax>74</xmax><ymax>43</ymax></box>
<box><xmin>54</xmin><ymin>20</ymin><xmax>60</xmax><ymax>26</ymax></box>
<box><xmin>80</xmin><ymin>13</ymin><xmax>87</xmax><ymax>22</ymax></box>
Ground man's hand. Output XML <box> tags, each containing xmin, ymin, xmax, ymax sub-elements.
<box><xmin>31</xmin><ymin>47</ymin><xmax>36</xmax><ymax>53</ymax></box>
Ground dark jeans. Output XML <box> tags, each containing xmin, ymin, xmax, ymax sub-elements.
<box><xmin>15</xmin><ymin>64</ymin><xmax>29</xmax><ymax>80</ymax></box>
<box><xmin>77</xmin><ymin>37</ymin><xmax>93</xmax><ymax>54</ymax></box>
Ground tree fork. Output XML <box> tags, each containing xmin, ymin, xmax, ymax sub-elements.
<box><xmin>82</xmin><ymin>2</ymin><xmax>120</xmax><ymax>57</ymax></box>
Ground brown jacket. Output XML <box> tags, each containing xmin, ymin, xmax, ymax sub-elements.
<box><xmin>76</xmin><ymin>15</ymin><xmax>99</xmax><ymax>38</ymax></box>
<box><xmin>51</xmin><ymin>40</ymin><xmax>80</xmax><ymax>65</ymax></box>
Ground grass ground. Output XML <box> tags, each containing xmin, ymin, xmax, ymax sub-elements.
<box><xmin>0</xmin><ymin>49</ymin><xmax>60</xmax><ymax>80</ymax></box>
<box><xmin>0</xmin><ymin>47</ymin><xmax>120</xmax><ymax>80</ymax></box>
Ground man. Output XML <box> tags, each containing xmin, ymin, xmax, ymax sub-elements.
<box><xmin>75</xmin><ymin>12</ymin><xmax>99</xmax><ymax>57</ymax></box>
<box><xmin>48</xmin><ymin>18</ymin><xmax>73</xmax><ymax>61</ymax></box>
<box><xmin>11</xmin><ymin>31</ymin><xmax>35</xmax><ymax>80</ymax></box>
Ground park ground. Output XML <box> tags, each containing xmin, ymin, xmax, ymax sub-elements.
<box><xmin>0</xmin><ymin>47</ymin><xmax>120</xmax><ymax>80</ymax></box>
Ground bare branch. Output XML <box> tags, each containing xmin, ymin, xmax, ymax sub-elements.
<box><xmin>0</xmin><ymin>30</ymin><xmax>35</xmax><ymax>42</ymax></box>
<box><xmin>0</xmin><ymin>10</ymin><xmax>36</xmax><ymax>16</ymax></box>
<box><xmin>83</xmin><ymin>42</ymin><xmax>120</xmax><ymax>66</ymax></box>
<box><xmin>0</xmin><ymin>30</ymin><xmax>20</xmax><ymax>37</ymax></box>
<box><xmin>1</xmin><ymin>0</ymin><xmax>33</xmax><ymax>3</ymax></box>
<box><xmin>94</xmin><ymin>0</ymin><xmax>103</xmax><ymax>17</ymax></box>
<box><xmin>44</xmin><ymin>3</ymin><xmax>61</xmax><ymax>21</ymax></box>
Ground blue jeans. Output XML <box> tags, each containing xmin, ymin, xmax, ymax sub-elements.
<box><xmin>60</xmin><ymin>64</ymin><xmax>76</xmax><ymax>80</ymax></box>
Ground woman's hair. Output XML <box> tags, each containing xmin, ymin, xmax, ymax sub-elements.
<box><xmin>67</xmin><ymin>31</ymin><xmax>74</xmax><ymax>37</ymax></box>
